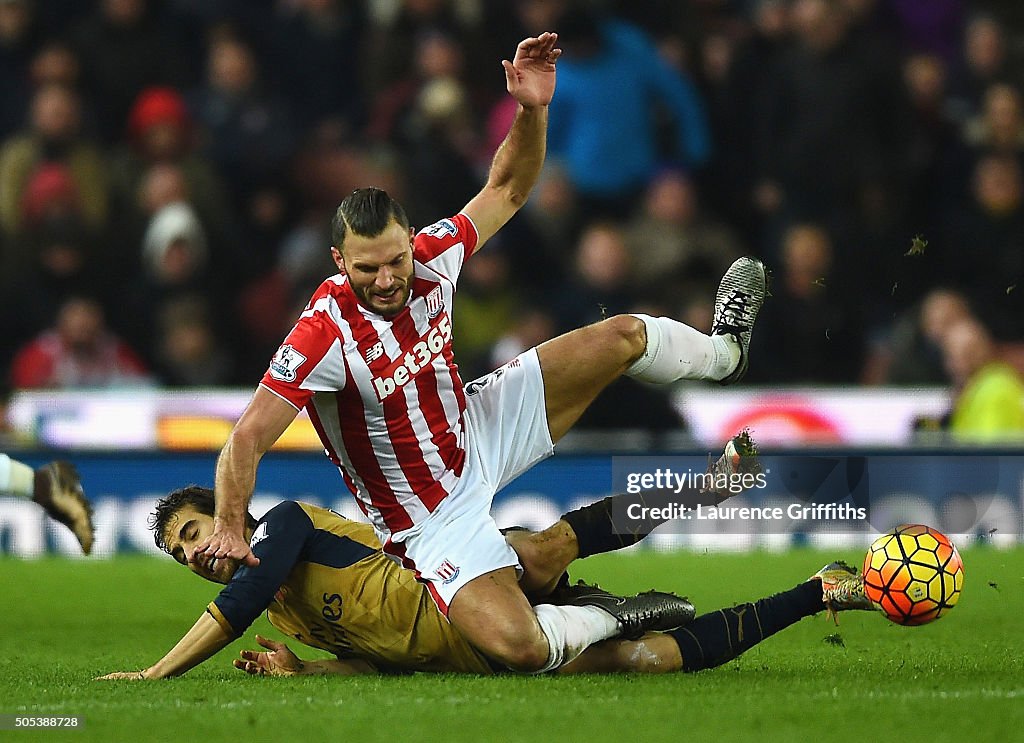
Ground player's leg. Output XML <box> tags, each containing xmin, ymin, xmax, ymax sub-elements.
<box><xmin>447</xmin><ymin>566</ymin><xmax>616</xmax><ymax>672</ymax></box>
<box><xmin>400</xmin><ymin>493</ymin><xmax>693</xmax><ymax>673</ymax></box>
<box><xmin>538</xmin><ymin>257</ymin><xmax>766</xmax><ymax>441</ymax></box>
<box><xmin>559</xmin><ymin>564</ymin><xmax>876</xmax><ymax>674</ymax></box>
<box><xmin>0</xmin><ymin>454</ymin><xmax>94</xmax><ymax>554</ymax></box>
<box><xmin>508</xmin><ymin>433</ymin><xmax>760</xmax><ymax>596</ymax></box>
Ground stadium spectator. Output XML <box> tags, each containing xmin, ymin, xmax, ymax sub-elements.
<box><xmin>0</xmin><ymin>83</ymin><xmax>108</xmax><ymax>236</ymax></box>
<box><xmin>941</xmin><ymin>318</ymin><xmax>1024</xmax><ymax>441</ymax></box>
<box><xmin>0</xmin><ymin>0</ymin><xmax>40</xmax><ymax>141</ymax></box>
<box><xmin>942</xmin><ymin>153</ymin><xmax>1024</xmax><ymax>339</ymax></box>
<box><xmin>554</xmin><ymin>221</ymin><xmax>639</xmax><ymax>332</ymax></box>
<box><xmin>451</xmin><ymin>249</ymin><xmax>519</xmax><ymax>381</ymax></box>
<box><xmin>69</xmin><ymin>0</ymin><xmax>184</xmax><ymax>143</ymax></box>
<box><xmin>2</xmin><ymin>162</ymin><xmax>82</xmax><ymax>277</ymax></box>
<box><xmin>0</xmin><ymin>453</ymin><xmax>93</xmax><ymax>553</ymax></box>
<box><xmin>154</xmin><ymin>297</ymin><xmax>234</xmax><ymax>387</ymax></box>
<box><xmin>110</xmin><ymin>86</ymin><xmax>233</xmax><ymax>268</ymax></box>
<box><xmin>543</xmin><ymin>4</ymin><xmax>711</xmax><ymax>218</ymax></box>
<box><xmin>962</xmin><ymin>82</ymin><xmax>1024</xmax><ymax>160</ymax></box>
<box><xmin>0</xmin><ymin>213</ymin><xmax>106</xmax><ymax>367</ymax></box>
<box><xmin>4</xmin><ymin>0</ymin><xmax>1024</xmax><ymax>392</ymax></box>
<box><xmin>624</xmin><ymin>168</ymin><xmax>741</xmax><ymax>302</ymax></box>
<box><xmin>187</xmin><ymin>32</ymin><xmax>296</xmax><ymax>208</ymax></box>
<box><xmin>753</xmin><ymin>0</ymin><xmax>910</xmax><ymax>248</ymax></box>
<box><xmin>361</xmin><ymin>0</ymin><xmax>487</xmax><ymax>99</ymax></box>
<box><xmin>27</xmin><ymin>38</ymin><xmax>79</xmax><ymax>89</ymax></box>
<box><xmin>947</xmin><ymin>13</ymin><xmax>1020</xmax><ymax>122</ymax></box>
<box><xmin>699</xmin><ymin>0</ymin><xmax>791</xmax><ymax>241</ymax></box>
<box><xmin>903</xmin><ymin>53</ymin><xmax>966</xmax><ymax>226</ymax></box>
<box><xmin>749</xmin><ymin>223</ymin><xmax>865</xmax><ymax>384</ymax></box>
<box><xmin>866</xmin><ymin>288</ymin><xmax>973</xmax><ymax>385</ymax></box>
<box><xmin>120</xmin><ymin>200</ymin><xmax>235</xmax><ymax>367</ymax></box>
<box><xmin>10</xmin><ymin>296</ymin><xmax>150</xmax><ymax>389</ymax></box>
<box><xmin>364</xmin><ymin>29</ymin><xmax>488</xmax><ymax>226</ymax></box>
<box><xmin>490</xmin><ymin>308</ymin><xmax>556</xmax><ymax>369</ymax></box>
<box><xmin>269</xmin><ymin>0</ymin><xmax>367</xmax><ymax>137</ymax></box>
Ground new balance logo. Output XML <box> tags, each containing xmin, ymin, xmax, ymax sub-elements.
<box><xmin>365</xmin><ymin>341</ymin><xmax>385</xmax><ymax>364</ymax></box>
<box><xmin>371</xmin><ymin>315</ymin><xmax>452</xmax><ymax>401</ymax></box>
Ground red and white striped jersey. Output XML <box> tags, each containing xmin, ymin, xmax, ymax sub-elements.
<box><xmin>260</xmin><ymin>213</ymin><xmax>478</xmax><ymax>536</ymax></box>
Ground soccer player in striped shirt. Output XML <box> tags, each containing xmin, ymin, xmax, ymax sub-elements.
<box><xmin>195</xmin><ymin>31</ymin><xmax>766</xmax><ymax>675</ymax></box>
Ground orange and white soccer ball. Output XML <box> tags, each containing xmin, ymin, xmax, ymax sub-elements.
<box><xmin>862</xmin><ymin>524</ymin><xmax>964</xmax><ymax>625</ymax></box>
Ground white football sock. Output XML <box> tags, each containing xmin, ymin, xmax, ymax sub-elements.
<box><xmin>626</xmin><ymin>314</ymin><xmax>740</xmax><ymax>383</ymax></box>
<box><xmin>0</xmin><ymin>454</ymin><xmax>35</xmax><ymax>498</ymax></box>
<box><xmin>530</xmin><ymin>604</ymin><xmax>620</xmax><ymax>674</ymax></box>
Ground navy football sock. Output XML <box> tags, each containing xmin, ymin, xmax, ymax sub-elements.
<box><xmin>560</xmin><ymin>492</ymin><xmax>667</xmax><ymax>558</ymax></box>
<box><xmin>561</xmin><ymin>488</ymin><xmax>724</xmax><ymax>559</ymax></box>
<box><xmin>668</xmin><ymin>580</ymin><xmax>824</xmax><ymax>672</ymax></box>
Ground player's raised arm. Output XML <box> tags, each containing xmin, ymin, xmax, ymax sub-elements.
<box><xmin>197</xmin><ymin>387</ymin><xmax>299</xmax><ymax>567</ymax></box>
<box><xmin>462</xmin><ymin>31</ymin><xmax>561</xmax><ymax>251</ymax></box>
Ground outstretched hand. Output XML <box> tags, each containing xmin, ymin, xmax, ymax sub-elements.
<box><xmin>233</xmin><ymin>635</ymin><xmax>302</xmax><ymax>677</ymax></box>
<box><xmin>95</xmin><ymin>670</ymin><xmax>148</xmax><ymax>681</ymax></box>
<box><xmin>502</xmin><ymin>31</ymin><xmax>561</xmax><ymax>108</ymax></box>
<box><xmin>193</xmin><ymin>528</ymin><xmax>259</xmax><ymax>568</ymax></box>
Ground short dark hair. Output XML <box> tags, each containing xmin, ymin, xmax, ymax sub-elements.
<box><xmin>331</xmin><ymin>187</ymin><xmax>409</xmax><ymax>250</ymax></box>
<box><xmin>148</xmin><ymin>485</ymin><xmax>256</xmax><ymax>554</ymax></box>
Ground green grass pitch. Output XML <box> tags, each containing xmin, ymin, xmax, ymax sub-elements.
<box><xmin>3</xmin><ymin>547</ymin><xmax>1023</xmax><ymax>742</ymax></box>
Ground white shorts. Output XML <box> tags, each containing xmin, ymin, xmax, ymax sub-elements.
<box><xmin>381</xmin><ymin>348</ymin><xmax>555</xmax><ymax>614</ymax></box>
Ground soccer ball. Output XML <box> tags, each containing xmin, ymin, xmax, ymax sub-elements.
<box><xmin>862</xmin><ymin>524</ymin><xmax>964</xmax><ymax>625</ymax></box>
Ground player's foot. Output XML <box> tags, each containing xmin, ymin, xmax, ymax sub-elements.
<box><xmin>811</xmin><ymin>561</ymin><xmax>876</xmax><ymax>624</ymax></box>
<box><xmin>712</xmin><ymin>257</ymin><xmax>766</xmax><ymax>385</ymax></box>
<box><xmin>701</xmin><ymin>429</ymin><xmax>762</xmax><ymax>500</ymax></box>
<box><xmin>560</xmin><ymin>582</ymin><xmax>696</xmax><ymax>640</ymax></box>
<box><xmin>33</xmin><ymin>461</ymin><xmax>94</xmax><ymax>555</ymax></box>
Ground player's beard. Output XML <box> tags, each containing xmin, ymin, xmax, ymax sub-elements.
<box><xmin>359</xmin><ymin>280</ymin><xmax>411</xmax><ymax>318</ymax></box>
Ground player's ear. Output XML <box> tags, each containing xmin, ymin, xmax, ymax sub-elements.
<box><xmin>330</xmin><ymin>246</ymin><xmax>346</xmax><ymax>274</ymax></box>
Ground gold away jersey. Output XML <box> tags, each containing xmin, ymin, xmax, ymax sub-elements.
<box><xmin>205</xmin><ymin>502</ymin><xmax>492</xmax><ymax>674</ymax></box>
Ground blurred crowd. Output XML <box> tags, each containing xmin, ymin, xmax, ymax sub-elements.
<box><xmin>1</xmin><ymin>0</ymin><xmax>1023</xmax><ymax>433</ymax></box>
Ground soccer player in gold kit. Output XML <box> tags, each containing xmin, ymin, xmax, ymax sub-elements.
<box><xmin>97</xmin><ymin>456</ymin><xmax>876</xmax><ymax>680</ymax></box>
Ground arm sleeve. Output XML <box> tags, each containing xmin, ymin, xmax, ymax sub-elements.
<box><xmin>412</xmin><ymin>213</ymin><xmax>479</xmax><ymax>283</ymax></box>
<box><xmin>260</xmin><ymin>311</ymin><xmax>346</xmax><ymax>410</ymax></box>
<box><xmin>210</xmin><ymin>501</ymin><xmax>314</xmax><ymax>636</ymax></box>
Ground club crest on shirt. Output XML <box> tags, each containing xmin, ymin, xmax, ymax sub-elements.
<box><xmin>436</xmin><ymin>559</ymin><xmax>460</xmax><ymax>584</ymax></box>
<box><xmin>269</xmin><ymin>344</ymin><xmax>307</xmax><ymax>382</ymax></box>
<box><xmin>425</xmin><ymin>286</ymin><xmax>443</xmax><ymax>318</ymax></box>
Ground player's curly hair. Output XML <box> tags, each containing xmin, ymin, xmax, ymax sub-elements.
<box><xmin>148</xmin><ymin>485</ymin><xmax>256</xmax><ymax>554</ymax></box>
<box><xmin>331</xmin><ymin>187</ymin><xmax>409</xmax><ymax>250</ymax></box>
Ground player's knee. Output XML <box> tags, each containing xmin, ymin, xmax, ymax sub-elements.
<box><xmin>496</xmin><ymin>636</ymin><xmax>550</xmax><ymax>672</ymax></box>
<box><xmin>482</xmin><ymin>621</ymin><xmax>550</xmax><ymax>672</ymax></box>
<box><xmin>601</xmin><ymin>314</ymin><xmax>646</xmax><ymax>362</ymax></box>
